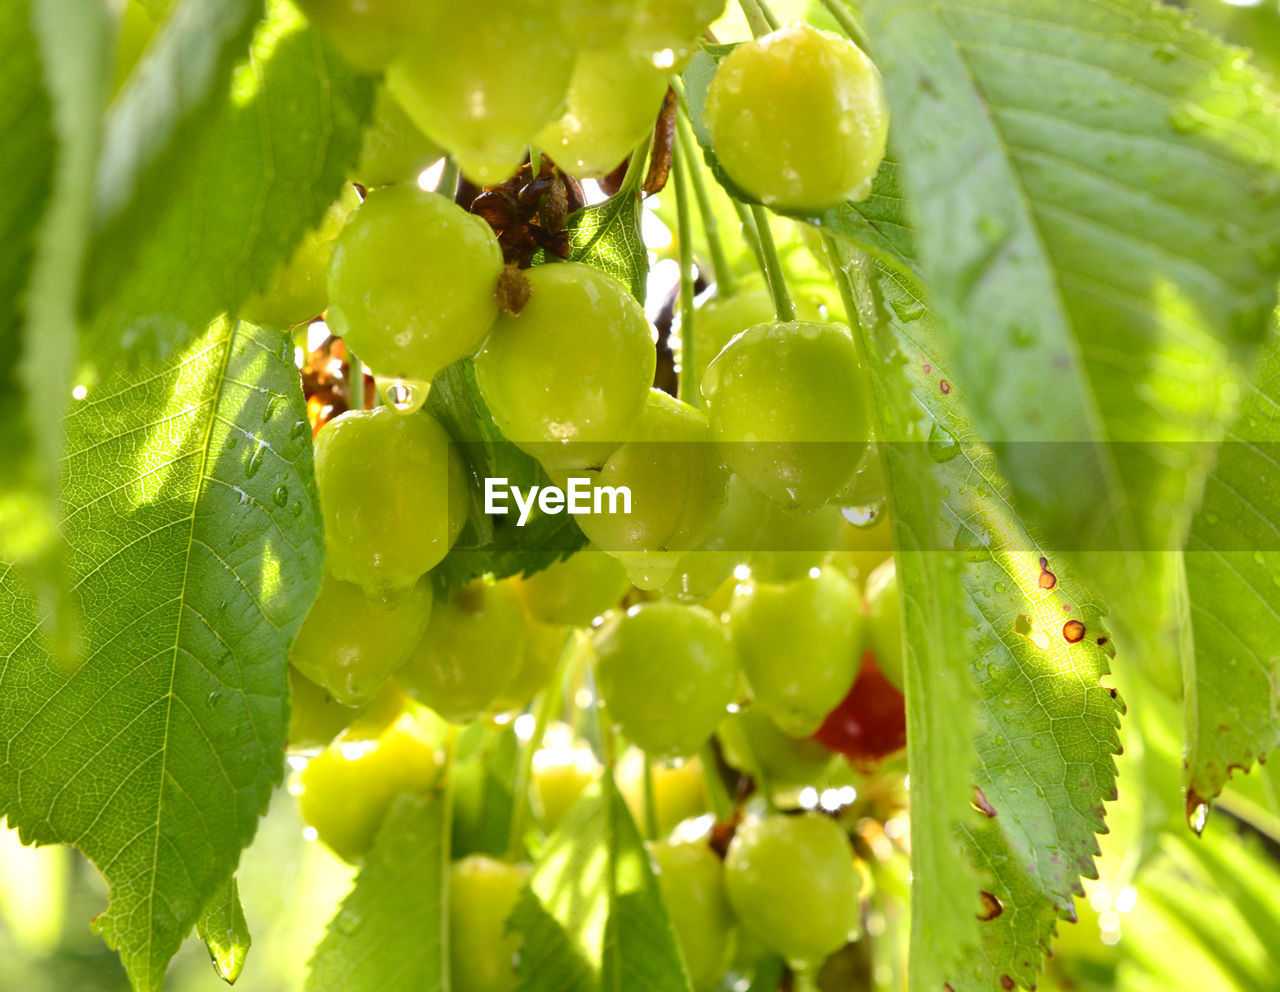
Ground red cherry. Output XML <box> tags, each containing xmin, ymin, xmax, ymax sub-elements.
<box><xmin>813</xmin><ymin>652</ymin><xmax>906</xmax><ymax>764</ymax></box>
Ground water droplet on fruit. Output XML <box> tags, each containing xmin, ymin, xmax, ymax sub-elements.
<box><xmin>273</xmin><ymin>485</ymin><xmax>289</xmax><ymax>506</ymax></box>
<box><xmin>926</xmin><ymin>422</ymin><xmax>960</xmax><ymax>462</ymax></box>
<box><xmin>842</xmin><ymin>502</ymin><xmax>883</xmax><ymax>528</ymax></box>
<box><xmin>378</xmin><ymin>377</ymin><xmax>430</xmax><ymax>415</ymax></box>
<box><xmin>245</xmin><ymin>442</ymin><xmax>266</xmax><ymax>478</ymax></box>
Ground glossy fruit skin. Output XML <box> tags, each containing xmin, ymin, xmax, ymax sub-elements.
<box><xmin>729</xmin><ymin>567</ymin><xmax>864</xmax><ymax>736</ymax></box>
<box><xmin>724</xmin><ymin>813</ymin><xmax>860</xmax><ymax>966</ymax></box>
<box><xmin>628</xmin><ymin>0</ymin><xmax>724</xmax><ymax>67</ymax></box>
<box><xmin>386</xmin><ymin>1</ymin><xmax>574</xmax><ymax>185</ymax></box>
<box><xmin>475</xmin><ymin>263</ymin><xmax>655</xmax><ymax>472</ymax></box>
<box><xmin>516</xmin><ymin>550</ymin><xmax>631</xmax><ymax>627</ymax></box>
<box><xmin>287</xmin><ymin>666</ymin><xmax>360</xmax><ymax>754</ymax></box>
<box><xmin>239</xmin><ymin>186</ymin><xmax>358</xmax><ymax>329</ymax></box>
<box><xmin>685</xmin><ymin>283</ymin><xmax>823</xmax><ymax>382</ymax></box>
<box><xmin>295</xmin><ymin>0</ymin><xmax>418</xmax><ymax>70</ymax></box>
<box><xmin>826</xmin><ymin>509</ymin><xmax>894</xmax><ymax>584</ymax></box>
<box><xmin>864</xmin><ymin>559</ymin><xmax>902</xmax><ymax>691</ymax></box>
<box><xmin>616</xmin><ymin>748</ymin><xmax>709</xmax><ymax>836</ymax></box>
<box><xmin>449</xmin><ymin>856</ymin><xmax>531</xmax><ymax>992</ymax></box>
<box><xmin>595</xmin><ymin>602</ymin><xmax>738</xmax><ymax>757</ymax></box>
<box><xmin>531</xmin><ymin>726</ymin><xmax>602</xmax><ymax>832</ymax></box>
<box><xmin>351</xmin><ymin>86</ymin><xmax>443</xmax><ymax>188</ymax></box>
<box><xmin>813</xmin><ymin>652</ymin><xmax>906</xmax><ymax>763</ymax></box>
<box><xmin>705</xmin><ymin>23</ymin><xmax>888</xmax><ymax>211</ymax></box>
<box><xmin>648</xmin><ymin>840</ymin><xmax>737</xmax><ymax>991</ymax></box>
<box><xmin>297</xmin><ymin>708</ymin><xmax>444</xmax><ymax>862</ymax></box>
<box><xmin>702</xmin><ymin>321</ymin><xmax>869</xmax><ymax>511</ymax></box>
<box><xmin>572</xmin><ymin>390</ymin><xmax>730</xmax><ymax>590</ymax></box>
<box><xmin>327</xmin><ymin>186</ymin><xmax>502</xmax><ymax>384</ymax></box>
<box><xmin>560</xmin><ymin>0</ymin><xmax>642</xmax><ymax>48</ymax></box>
<box><xmin>290</xmin><ymin>573</ymin><xmax>432</xmax><ymax>707</ymax></box>
<box><xmin>717</xmin><ymin>706</ymin><xmax>832</xmax><ymax>790</ymax></box>
<box><xmin>314</xmin><ymin>408</ymin><xmax>468</xmax><ymax>600</ymax></box>
<box><xmin>489</xmin><ymin>620</ymin><xmax>572</xmax><ymax>714</ymax></box>
<box><xmin>536</xmin><ymin>46</ymin><xmax>668</xmax><ymax>178</ymax></box>
<box><xmin>397</xmin><ymin>579</ymin><xmax>527</xmax><ymax>723</ymax></box>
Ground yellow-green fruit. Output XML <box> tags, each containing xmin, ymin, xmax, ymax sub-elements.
<box><xmin>684</xmin><ymin>283</ymin><xmax>825</xmax><ymax>381</ymax></box>
<box><xmin>616</xmin><ymin>748</ymin><xmax>709</xmax><ymax>836</ymax></box>
<box><xmin>314</xmin><ymin>408</ymin><xmax>468</xmax><ymax>601</ymax></box>
<box><xmin>729</xmin><ymin>567</ymin><xmax>864</xmax><ymax>736</ymax></box>
<box><xmin>351</xmin><ymin>86</ymin><xmax>443</xmax><ymax>188</ymax></box>
<box><xmin>702</xmin><ymin>320</ymin><xmax>869</xmax><ymax>511</ymax></box>
<box><xmin>489</xmin><ymin>620</ymin><xmax>572</xmax><ymax>714</ymax></box>
<box><xmin>326</xmin><ymin>186</ymin><xmax>503</xmax><ymax>383</ymax></box>
<box><xmin>724</xmin><ymin>813</ymin><xmax>861</xmax><ymax>966</ymax></box>
<box><xmin>295</xmin><ymin>0</ymin><xmax>418</xmax><ymax>70</ymax></box>
<box><xmin>516</xmin><ymin>550</ymin><xmax>631</xmax><ymax>627</ymax></box>
<box><xmin>398</xmin><ymin>579</ymin><xmax>527</xmax><ymax>723</ymax></box>
<box><xmin>628</xmin><ymin>0</ymin><xmax>725</xmax><ymax>67</ymax></box>
<box><xmin>531</xmin><ymin>725</ymin><xmax>602</xmax><ymax>832</ymax></box>
<box><xmin>386</xmin><ymin>1</ymin><xmax>574</xmax><ymax>185</ymax></box>
<box><xmin>560</xmin><ymin>0</ymin><xmax>642</xmax><ymax>48</ymax></box>
<box><xmin>649</xmin><ymin>840</ymin><xmax>737</xmax><ymax>991</ymax></box>
<box><xmin>449</xmin><ymin>856</ymin><xmax>531</xmax><ymax>992</ymax></box>
<box><xmin>536</xmin><ymin>46</ymin><xmax>668</xmax><ymax>178</ymax></box>
<box><xmin>572</xmin><ymin>390</ymin><xmax>730</xmax><ymax>590</ymax></box>
<box><xmin>240</xmin><ymin>186</ymin><xmax>358</xmax><ymax>329</ymax></box>
<box><xmin>475</xmin><ymin>262</ymin><xmax>655</xmax><ymax>472</ymax></box>
<box><xmin>289</xmin><ymin>573</ymin><xmax>432</xmax><ymax>707</ymax></box>
<box><xmin>706</xmin><ymin>22</ymin><xmax>888</xmax><ymax>210</ymax></box>
<box><xmin>287</xmin><ymin>667</ymin><xmax>359</xmax><ymax>753</ymax></box>
<box><xmin>864</xmin><ymin>559</ymin><xmax>902</xmax><ymax>692</ymax></box>
<box><xmin>717</xmin><ymin>706</ymin><xmax>832</xmax><ymax>790</ymax></box>
<box><xmin>297</xmin><ymin>708</ymin><xmax>444</xmax><ymax>862</ymax></box>
<box><xmin>826</xmin><ymin>509</ymin><xmax>894</xmax><ymax>584</ymax></box>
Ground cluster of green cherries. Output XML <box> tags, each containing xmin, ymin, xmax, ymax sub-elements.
<box><xmin>238</xmin><ymin>1</ymin><xmax>901</xmax><ymax>989</ymax></box>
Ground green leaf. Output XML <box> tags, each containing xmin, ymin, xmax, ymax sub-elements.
<box><xmin>197</xmin><ymin>875</ymin><xmax>251</xmax><ymax>985</ymax></box>
<box><xmin>544</xmin><ymin>187</ymin><xmax>650</xmax><ymax>304</ymax></box>
<box><xmin>509</xmin><ymin>778</ymin><xmax>692</xmax><ymax>992</ymax></box>
<box><xmin>82</xmin><ymin>0</ymin><xmax>375</xmax><ymax>366</ymax></box>
<box><xmin>305</xmin><ymin>793</ymin><xmax>449</xmax><ymax>992</ymax></box>
<box><xmin>426</xmin><ymin>361</ymin><xmax>587</xmax><ymax>595</ymax></box>
<box><xmin>0</xmin><ymin>319</ymin><xmax>324</xmax><ymax>992</ymax></box>
<box><xmin>1183</xmin><ymin>325</ymin><xmax>1280</xmax><ymax>811</ymax></box>
<box><xmin>858</xmin><ymin>0</ymin><xmax>1280</xmax><ymax>632</ymax></box>
<box><xmin>831</xmin><ymin>245</ymin><xmax>1123</xmax><ymax>991</ymax></box>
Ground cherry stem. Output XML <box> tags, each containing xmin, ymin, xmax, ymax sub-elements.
<box><xmin>674</xmin><ymin>105</ymin><xmax>735</xmax><ymax>298</ymax></box>
<box><xmin>814</xmin><ymin>0</ymin><xmax>872</xmax><ymax>50</ymax></box>
<box><xmin>507</xmin><ymin>634</ymin><xmax>576</xmax><ymax>861</ymax></box>
<box><xmin>731</xmin><ymin>199</ymin><xmax>767</xmax><ymax>277</ymax></box>
<box><xmin>700</xmin><ymin>744</ymin><xmax>733</xmax><ymax>820</ymax></box>
<box><xmin>672</xmin><ymin>128</ymin><xmax>700</xmax><ymax>408</ymax></box>
<box><xmin>346</xmin><ymin>351</ymin><xmax>365</xmax><ymax>412</ymax></box>
<box><xmin>791</xmin><ymin>963</ymin><xmax>821</xmax><ymax>992</ymax></box>
<box><xmin>439</xmin><ymin>721</ymin><xmax>460</xmax><ymax>992</ymax></box>
<box><xmin>642</xmin><ymin>754</ymin><xmax>661</xmax><ymax>840</ymax></box>
<box><xmin>749</xmin><ymin>204</ymin><xmax>795</xmax><ymax>322</ymax></box>
<box><xmin>737</xmin><ymin>0</ymin><xmax>777</xmax><ymax>37</ymax></box>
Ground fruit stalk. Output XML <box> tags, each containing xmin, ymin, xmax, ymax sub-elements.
<box><xmin>673</xmin><ymin>97</ymin><xmax>735</xmax><ymax>297</ymax></box>
<box><xmin>673</xmin><ymin>128</ymin><xmax>700</xmax><ymax>407</ymax></box>
<box><xmin>814</xmin><ymin>0</ymin><xmax>872</xmax><ymax>51</ymax></box>
<box><xmin>748</xmin><ymin>204</ymin><xmax>795</xmax><ymax>322</ymax></box>
<box><xmin>642</xmin><ymin>754</ymin><xmax>661</xmax><ymax>839</ymax></box>
<box><xmin>737</xmin><ymin>0</ymin><xmax>777</xmax><ymax>38</ymax></box>
<box><xmin>347</xmin><ymin>351</ymin><xmax>365</xmax><ymax>412</ymax></box>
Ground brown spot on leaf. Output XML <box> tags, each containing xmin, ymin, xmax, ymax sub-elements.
<box><xmin>978</xmin><ymin>891</ymin><xmax>1004</xmax><ymax>921</ymax></box>
<box><xmin>1063</xmin><ymin>619</ymin><xmax>1086</xmax><ymax>643</ymax></box>
<box><xmin>939</xmin><ymin>379</ymin><xmax>952</xmax><ymax>395</ymax></box>
<box><xmin>923</xmin><ymin>360</ymin><xmax>932</xmax><ymax>374</ymax></box>
<box><xmin>1108</xmin><ymin>688</ymin><xmax>1117</xmax><ymax>698</ymax></box>
<box><xmin>1000</xmin><ymin>975</ymin><xmax>1016</xmax><ymax>991</ymax></box>
<box><xmin>972</xmin><ymin>786</ymin><xmax>997</xmax><ymax>817</ymax></box>
<box><xmin>1038</xmin><ymin>557</ymin><xmax>1057</xmax><ymax>589</ymax></box>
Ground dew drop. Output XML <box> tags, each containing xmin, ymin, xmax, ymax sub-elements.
<box><xmin>245</xmin><ymin>442</ymin><xmax>266</xmax><ymax>479</ymax></box>
<box><xmin>378</xmin><ymin>377</ymin><xmax>431</xmax><ymax>414</ymax></box>
<box><xmin>227</xmin><ymin>434</ymin><xmax>239</xmax><ymax>450</ymax></box>
<box><xmin>926</xmin><ymin>422</ymin><xmax>960</xmax><ymax>463</ymax></box>
<box><xmin>274</xmin><ymin>485</ymin><xmax>289</xmax><ymax>507</ymax></box>
<box><xmin>291</xmin><ymin>501</ymin><xmax>303</xmax><ymax>516</ymax></box>
<box><xmin>842</xmin><ymin>502</ymin><xmax>884</xmax><ymax>528</ymax></box>
<box><xmin>890</xmin><ymin>299</ymin><xmax>926</xmax><ymax>323</ymax></box>
<box><xmin>207</xmin><ymin>690</ymin><xmax>224</xmax><ymax>708</ymax></box>
<box><xmin>290</xmin><ymin>419</ymin><xmax>309</xmax><ymax>440</ymax></box>
<box><xmin>263</xmin><ymin>394</ymin><xmax>284</xmax><ymax>423</ymax></box>
<box><xmin>1188</xmin><ymin>800</ymin><xmax>1209</xmax><ymax>836</ymax></box>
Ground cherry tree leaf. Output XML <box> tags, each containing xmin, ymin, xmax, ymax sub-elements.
<box><xmin>0</xmin><ymin>319</ymin><xmax>323</xmax><ymax>991</ymax></box>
